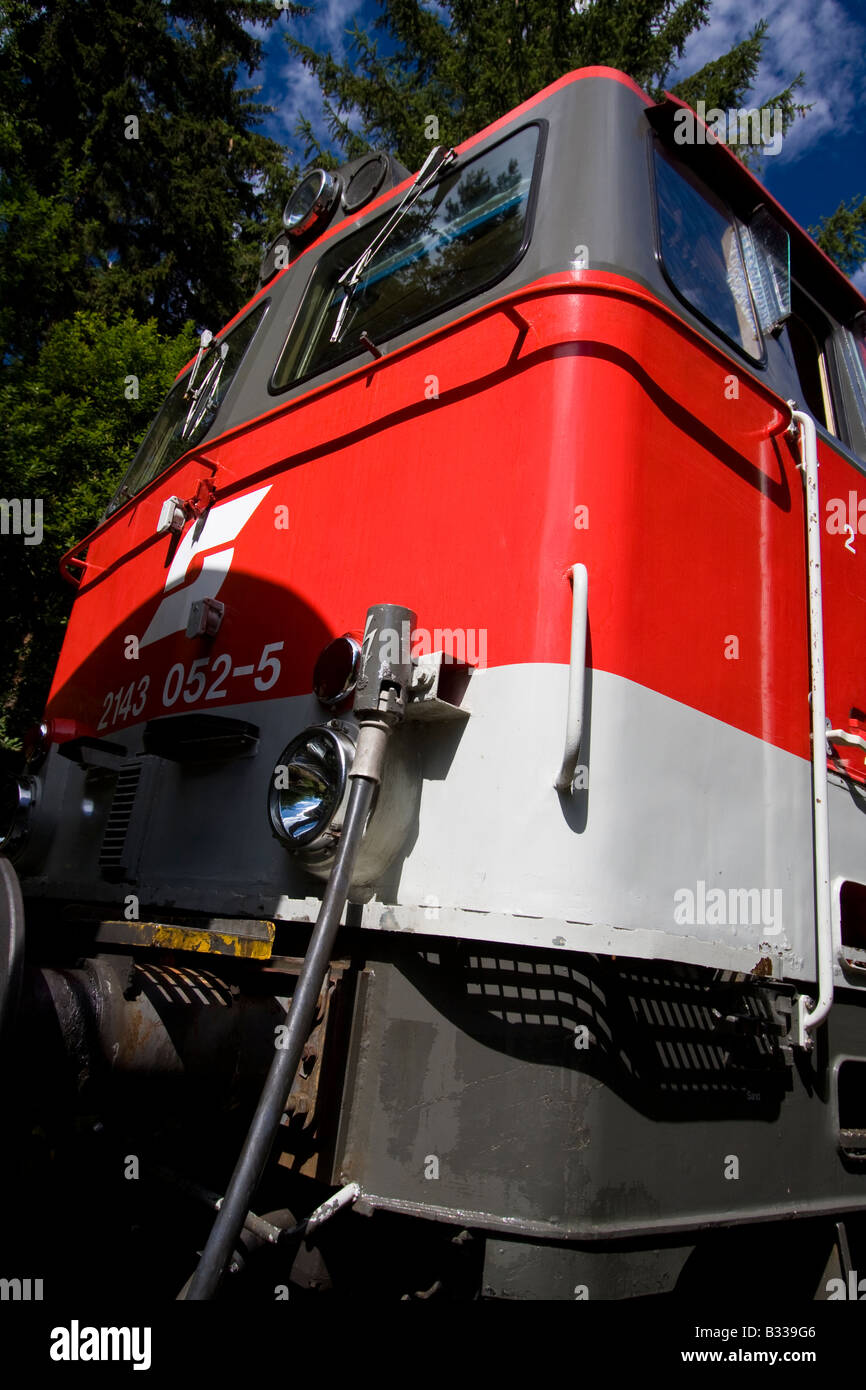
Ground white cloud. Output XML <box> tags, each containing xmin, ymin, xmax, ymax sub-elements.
<box><xmin>853</xmin><ymin>261</ymin><xmax>866</xmax><ymax>297</ymax></box>
<box><xmin>311</xmin><ymin>0</ymin><xmax>367</xmax><ymax>60</ymax></box>
<box><xmin>241</xmin><ymin>14</ymin><xmax>272</xmax><ymax>39</ymax></box>
<box><xmin>271</xmin><ymin>54</ymin><xmax>331</xmax><ymax>149</ymax></box>
<box><xmin>250</xmin><ymin>0</ymin><xmax>368</xmax><ymax>157</ymax></box>
<box><xmin>672</xmin><ymin>0</ymin><xmax>866</xmax><ymax>165</ymax></box>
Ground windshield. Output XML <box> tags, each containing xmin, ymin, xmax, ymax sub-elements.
<box><xmin>106</xmin><ymin>302</ymin><xmax>268</xmax><ymax>515</ymax></box>
<box><xmin>271</xmin><ymin>123</ymin><xmax>541</xmax><ymax>391</ymax></box>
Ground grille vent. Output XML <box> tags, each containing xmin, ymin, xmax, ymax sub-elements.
<box><xmin>99</xmin><ymin>764</ymin><xmax>142</xmax><ymax>873</ymax></box>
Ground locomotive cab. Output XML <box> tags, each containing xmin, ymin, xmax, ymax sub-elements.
<box><xmin>4</xmin><ymin>65</ymin><xmax>866</xmax><ymax>1301</ymax></box>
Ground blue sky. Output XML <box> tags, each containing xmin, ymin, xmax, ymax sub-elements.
<box><xmin>248</xmin><ymin>0</ymin><xmax>866</xmax><ymax>292</ymax></box>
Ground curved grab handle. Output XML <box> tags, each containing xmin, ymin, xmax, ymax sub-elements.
<box><xmin>554</xmin><ymin>563</ymin><xmax>588</xmax><ymax>793</ymax></box>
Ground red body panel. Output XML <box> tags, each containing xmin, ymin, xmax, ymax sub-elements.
<box><xmin>48</xmin><ymin>271</ymin><xmax>865</xmax><ymax>778</ymax></box>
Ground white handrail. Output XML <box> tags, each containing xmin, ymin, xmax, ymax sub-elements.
<box><xmin>554</xmin><ymin>563</ymin><xmax>589</xmax><ymax>793</ymax></box>
<box><xmin>791</xmin><ymin>408</ymin><xmax>835</xmax><ymax>1047</ymax></box>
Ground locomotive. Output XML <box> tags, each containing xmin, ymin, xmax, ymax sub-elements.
<box><xmin>3</xmin><ymin>65</ymin><xmax>866</xmax><ymax>1301</ymax></box>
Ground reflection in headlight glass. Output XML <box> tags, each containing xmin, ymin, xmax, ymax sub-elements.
<box><xmin>274</xmin><ymin>734</ymin><xmax>341</xmax><ymax>842</ymax></box>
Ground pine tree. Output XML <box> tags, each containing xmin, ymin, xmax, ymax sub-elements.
<box><xmin>810</xmin><ymin>197</ymin><xmax>866</xmax><ymax>278</ymax></box>
<box><xmin>289</xmin><ymin>0</ymin><xmax>808</xmax><ymax>174</ymax></box>
<box><xmin>0</xmin><ymin>0</ymin><xmax>305</xmax><ymax>748</ymax></box>
<box><xmin>0</xmin><ymin>0</ymin><xmax>303</xmax><ymax>359</ymax></box>
<box><xmin>0</xmin><ymin>311</ymin><xmax>197</xmax><ymax>753</ymax></box>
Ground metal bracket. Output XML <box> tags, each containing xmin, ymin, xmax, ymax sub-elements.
<box><xmin>407</xmin><ymin>651</ymin><xmax>471</xmax><ymax>721</ymax></box>
<box><xmin>791</xmin><ymin>992</ymin><xmax>817</xmax><ymax>1051</ymax></box>
<box><xmin>158</xmin><ymin>479</ymin><xmax>217</xmax><ymax>540</ymax></box>
<box><xmin>186</xmin><ymin>596</ymin><xmax>224</xmax><ymax>639</ymax></box>
<box><xmin>157</xmin><ymin>496</ymin><xmax>186</xmax><ymax>537</ymax></box>
<box><xmin>827</xmin><ymin>727</ymin><xmax>866</xmax><ymax>765</ymax></box>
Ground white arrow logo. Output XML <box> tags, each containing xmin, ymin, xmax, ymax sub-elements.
<box><xmin>140</xmin><ymin>485</ymin><xmax>272</xmax><ymax>648</ymax></box>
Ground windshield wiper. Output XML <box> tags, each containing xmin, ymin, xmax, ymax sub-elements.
<box><xmin>329</xmin><ymin>143</ymin><xmax>457</xmax><ymax>345</ymax></box>
<box><xmin>185</xmin><ymin>328</ymin><xmax>214</xmax><ymax>395</ymax></box>
<box><xmin>182</xmin><ymin>337</ymin><xmax>228</xmax><ymax>441</ymax></box>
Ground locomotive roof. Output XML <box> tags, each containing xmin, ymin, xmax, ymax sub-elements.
<box><xmin>174</xmin><ymin>64</ymin><xmax>863</xmax><ymax>381</ymax></box>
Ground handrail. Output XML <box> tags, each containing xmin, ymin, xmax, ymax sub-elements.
<box><xmin>554</xmin><ymin>563</ymin><xmax>589</xmax><ymax>793</ymax></box>
<box><xmin>791</xmin><ymin>407</ymin><xmax>835</xmax><ymax>1048</ymax></box>
<box><xmin>58</xmin><ymin>550</ymin><xmax>89</xmax><ymax>588</ymax></box>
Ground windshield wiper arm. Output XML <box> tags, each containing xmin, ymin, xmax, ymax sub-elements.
<box><xmin>185</xmin><ymin>328</ymin><xmax>214</xmax><ymax>396</ymax></box>
<box><xmin>182</xmin><ymin>341</ymin><xmax>228</xmax><ymax>441</ymax></box>
<box><xmin>329</xmin><ymin>144</ymin><xmax>457</xmax><ymax>345</ymax></box>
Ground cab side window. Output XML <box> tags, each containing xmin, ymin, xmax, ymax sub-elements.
<box><xmin>781</xmin><ymin>287</ymin><xmax>838</xmax><ymax>435</ymax></box>
<box><xmin>836</xmin><ymin>317</ymin><xmax>866</xmax><ymax>461</ymax></box>
<box><xmin>105</xmin><ymin>302</ymin><xmax>268</xmax><ymax>516</ymax></box>
<box><xmin>653</xmin><ymin>143</ymin><xmax>761</xmax><ymax>361</ymax></box>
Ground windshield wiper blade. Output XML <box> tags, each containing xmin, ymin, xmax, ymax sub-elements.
<box><xmin>329</xmin><ymin>143</ymin><xmax>457</xmax><ymax>345</ymax></box>
<box><xmin>181</xmin><ymin>341</ymin><xmax>228</xmax><ymax>441</ymax></box>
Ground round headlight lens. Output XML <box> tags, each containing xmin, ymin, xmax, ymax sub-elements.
<box><xmin>282</xmin><ymin>170</ymin><xmax>341</xmax><ymax>238</ymax></box>
<box><xmin>268</xmin><ymin>726</ymin><xmax>352</xmax><ymax>852</ymax></box>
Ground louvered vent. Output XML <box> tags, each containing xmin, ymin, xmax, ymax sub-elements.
<box><xmin>99</xmin><ymin>764</ymin><xmax>142</xmax><ymax>872</ymax></box>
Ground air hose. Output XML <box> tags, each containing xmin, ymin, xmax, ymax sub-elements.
<box><xmin>184</xmin><ymin>603</ymin><xmax>415</xmax><ymax>1300</ymax></box>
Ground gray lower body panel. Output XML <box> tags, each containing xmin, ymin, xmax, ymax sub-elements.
<box><xmin>333</xmin><ymin>938</ymin><xmax>866</xmax><ymax>1242</ymax></box>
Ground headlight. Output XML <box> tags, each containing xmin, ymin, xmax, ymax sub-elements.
<box><xmin>269</xmin><ymin>720</ymin><xmax>421</xmax><ymax>891</ymax></box>
<box><xmin>0</xmin><ymin>775</ymin><xmax>36</xmax><ymax>859</ymax></box>
<box><xmin>313</xmin><ymin>634</ymin><xmax>361</xmax><ymax>708</ymax></box>
<box><xmin>268</xmin><ymin>725</ymin><xmax>355</xmax><ymax>860</ymax></box>
<box><xmin>282</xmin><ymin>170</ymin><xmax>341</xmax><ymax>238</ymax></box>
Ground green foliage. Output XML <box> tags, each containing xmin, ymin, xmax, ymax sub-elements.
<box><xmin>0</xmin><ymin>0</ymin><xmax>304</xmax><ymax>747</ymax></box>
<box><xmin>0</xmin><ymin>0</ymin><xmax>302</xmax><ymax>355</ymax></box>
<box><xmin>810</xmin><ymin>196</ymin><xmax>866</xmax><ymax>278</ymax></box>
<box><xmin>0</xmin><ymin>312</ymin><xmax>196</xmax><ymax>750</ymax></box>
<box><xmin>288</xmin><ymin>0</ymin><xmax>808</xmax><ymax>173</ymax></box>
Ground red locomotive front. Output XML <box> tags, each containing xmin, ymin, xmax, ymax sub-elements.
<box><xmin>4</xmin><ymin>67</ymin><xmax>866</xmax><ymax>1300</ymax></box>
